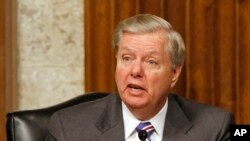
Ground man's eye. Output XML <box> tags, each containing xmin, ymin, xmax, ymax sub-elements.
<box><xmin>148</xmin><ymin>60</ymin><xmax>158</xmax><ymax>65</ymax></box>
<box><xmin>122</xmin><ymin>56</ymin><xmax>130</xmax><ymax>61</ymax></box>
<box><xmin>121</xmin><ymin>56</ymin><xmax>133</xmax><ymax>63</ymax></box>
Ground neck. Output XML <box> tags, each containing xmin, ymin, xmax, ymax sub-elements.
<box><xmin>128</xmin><ymin>98</ymin><xmax>167</xmax><ymax>121</ymax></box>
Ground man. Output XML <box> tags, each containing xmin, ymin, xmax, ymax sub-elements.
<box><xmin>46</xmin><ymin>14</ymin><xmax>234</xmax><ymax>141</ymax></box>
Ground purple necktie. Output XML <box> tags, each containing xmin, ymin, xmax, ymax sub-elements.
<box><xmin>136</xmin><ymin>122</ymin><xmax>155</xmax><ymax>141</ymax></box>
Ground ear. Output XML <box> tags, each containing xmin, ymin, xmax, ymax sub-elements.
<box><xmin>170</xmin><ymin>66</ymin><xmax>182</xmax><ymax>88</ymax></box>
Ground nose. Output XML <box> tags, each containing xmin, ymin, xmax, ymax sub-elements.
<box><xmin>130</xmin><ymin>59</ymin><xmax>144</xmax><ymax>78</ymax></box>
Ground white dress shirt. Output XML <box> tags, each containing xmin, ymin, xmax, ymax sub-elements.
<box><xmin>122</xmin><ymin>98</ymin><xmax>168</xmax><ymax>141</ymax></box>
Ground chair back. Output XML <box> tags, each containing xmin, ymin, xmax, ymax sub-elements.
<box><xmin>6</xmin><ymin>92</ymin><xmax>109</xmax><ymax>141</ymax></box>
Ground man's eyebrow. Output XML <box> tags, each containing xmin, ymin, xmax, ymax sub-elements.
<box><xmin>121</xmin><ymin>47</ymin><xmax>159</xmax><ymax>53</ymax></box>
<box><xmin>145</xmin><ymin>50</ymin><xmax>161</xmax><ymax>57</ymax></box>
<box><xmin>147</xmin><ymin>50</ymin><xmax>160</xmax><ymax>54</ymax></box>
<box><xmin>119</xmin><ymin>46</ymin><xmax>162</xmax><ymax>57</ymax></box>
<box><xmin>119</xmin><ymin>47</ymin><xmax>133</xmax><ymax>52</ymax></box>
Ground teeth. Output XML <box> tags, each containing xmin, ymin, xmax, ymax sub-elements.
<box><xmin>128</xmin><ymin>84</ymin><xmax>144</xmax><ymax>92</ymax></box>
<box><xmin>131</xmin><ymin>88</ymin><xmax>141</xmax><ymax>92</ymax></box>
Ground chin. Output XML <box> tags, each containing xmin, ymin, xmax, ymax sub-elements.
<box><xmin>123</xmin><ymin>96</ymin><xmax>148</xmax><ymax>109</ymax></box>
<box><xmin>127</xmin><ymin>103</ymin><xmax>148</xmax><ymax>109</ymax></box>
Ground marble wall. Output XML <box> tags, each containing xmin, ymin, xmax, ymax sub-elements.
<box><xmin>17</xmin><ymin>0</ymin><xmax>84</xmax><ymax>110</ymax></box>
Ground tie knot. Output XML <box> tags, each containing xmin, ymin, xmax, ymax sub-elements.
<box><xmin>136</xmin><ymin>122</ymin><xmax>155</xmax><ymax>141</ymax></box>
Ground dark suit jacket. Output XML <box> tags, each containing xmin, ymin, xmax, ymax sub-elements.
<box><xmin>46</xmin><ymin>94</ymin><xmax>234</xmax><ymax>141</ymax></box>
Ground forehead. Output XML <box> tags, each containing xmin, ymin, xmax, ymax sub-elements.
<box><xmin>118</xmin><ymin>30</ymin><xmax>168</xmax><ymax>51</ymax></box>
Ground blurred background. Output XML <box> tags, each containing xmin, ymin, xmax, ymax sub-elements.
<box><xmin>1</xmin><ymin>0</ymin><xmax>250</xmax><ymax>140</ymax></box>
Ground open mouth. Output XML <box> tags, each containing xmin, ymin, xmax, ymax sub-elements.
<box><xmin>127</xmin><ymin>84</ymin><xmax>144</xmax><ymax>92</ymax></box>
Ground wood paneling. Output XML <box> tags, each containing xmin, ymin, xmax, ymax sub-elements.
<box><xmin>237</xmin><ymin>0</ymin><xmax>250</xmax><ymax>123</ymax></box>
<box><xmin>188</xmin><ymin>0</ymin><xmax>215</xmax><ymax>104</ymax></box>
<box><xmin>164</xmin><ymin>0</ymin><xmax>187</xmax><ymax>97</ymax></box>
<box><xmin>0</xmin><ymin>0</ymin><xmax>6</xmax><ymax>138</ymax></box>
<box><xmin>139</xmin><ymin>0</ymin><xmax>164</xmax><ymax>16</ymax></box>
<box><xmin>213</xmin><ymin>0</ymin><xmax>236</xmax><ymax>114</ymax></box>
<box><xmin>85</xmin><ymin>0</ymin><xmax>116</xmax><ymax>92</ymax></box>
<box><xmin>85</xmin><ymin>0</ymin><xmax>250</xmax><ymax>124</ymax></box>
<box><xmin>0</xmin><ymin>0</ymin><xmax>17</xmax><ymax>140</ymax></box>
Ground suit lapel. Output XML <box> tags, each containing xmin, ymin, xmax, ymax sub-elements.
<box><xmin>90</xmin><ymin>94</ymin><xmax>194</xmax><ymax>141</ymax></box>
<box><xmin>91</xmin><ymin>94</ymin><xmax>125</xmax><ymax>141</ymax></box>
<box><xmin>163</xmin><ymin>94</ymin><xmax>193</xmax><ymax>141</ymax></box>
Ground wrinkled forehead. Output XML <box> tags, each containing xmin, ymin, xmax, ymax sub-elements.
<box><xmin>119</xmin><ymin>29</ymin><xmax>169</xmax><ymax>46</ymax></box>
<box><xmin>117</xmin><ymin>31</ymin><xmax>170</xmax><ymax>58</ymax></box>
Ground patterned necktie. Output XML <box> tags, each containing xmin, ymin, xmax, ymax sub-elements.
<box><xmin>136</xmin><ymin>122</ymin><xmax>155</xmax><ymax>141</ymax></box>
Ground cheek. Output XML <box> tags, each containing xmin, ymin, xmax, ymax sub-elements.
<box><xmin>146</xmin><ymin>69</ymin><xmax>173</xmax><ymax>91</ymax></box>
<box><xmin>115</xmin><ymin>66</ymin><xmax>127</xmax><ymax>87</ymax></box>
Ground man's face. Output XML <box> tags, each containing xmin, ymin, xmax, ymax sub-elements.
<box><xmin>115</xmin><ymin>30</ymin><xmax>181</xmax><ymax>113</ymax></box>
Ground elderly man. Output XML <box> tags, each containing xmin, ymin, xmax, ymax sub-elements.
<box><xmin>46</xmin><ymin>14</ymin><xmax>234</xmax><ymax>141</ymax></box>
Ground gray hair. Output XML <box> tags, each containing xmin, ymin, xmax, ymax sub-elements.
<box><xmin>113</xmin><ymin>14</ymin><xmax>185</xmax><ymax>68</ymax></box>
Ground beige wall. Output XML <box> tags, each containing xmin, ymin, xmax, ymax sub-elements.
<box><xmin>17</xmin><ymin>0</ymin><xmax>84</xmax><ymax>110</ymax></box>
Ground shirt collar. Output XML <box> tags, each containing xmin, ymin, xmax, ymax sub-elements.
<box><xmin>122</xmin><ymin>98</ymin><xmax>168</xmax><ymax>139</ymax></box>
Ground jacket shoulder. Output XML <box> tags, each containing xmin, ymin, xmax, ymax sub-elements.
<box><xmin>47</xmin><ymin>94</ymin><xmax>121</xmax><ymax>140</ymax></box>
<box><xmin>56</xmin><ymin>94</ymin><xmax>119</xmax><ymax>119</ymax></box>
<box><xmin>170</xmin><ymin>94</ymin><xmax>231</xmax><ymax>120</ymax></box>
<box><xmin>169</xmin><ymin>94</ymin><xmax>234</xmax><ymax>140</ymax></box>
